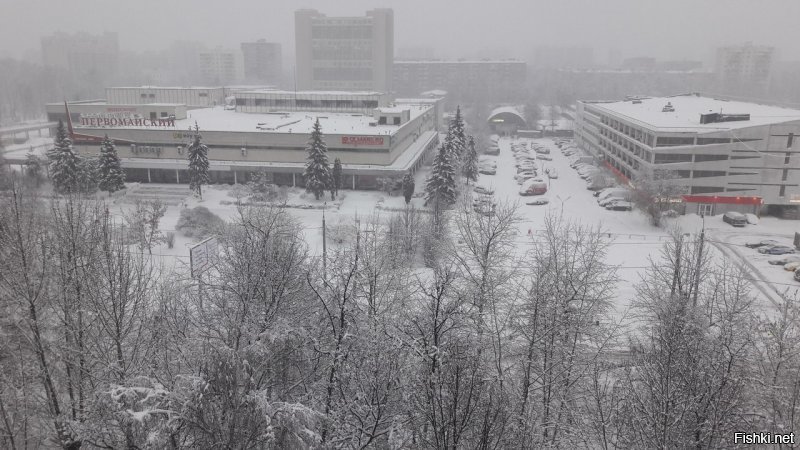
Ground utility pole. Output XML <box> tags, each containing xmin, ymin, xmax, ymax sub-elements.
<box><xmin>322</xmin><ymin>202</ymin><xmax>327</xmax><ymax>279</ymax></box>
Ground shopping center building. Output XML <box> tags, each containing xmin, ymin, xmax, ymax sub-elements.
<box><xmin>575</xmin><ymin>93</ymin><xmax>800</xmax><ymax>216</ymax></box>
<box><xmin>46</xmin><ymin>88</ymin><xmax>442</xmax><ymax>189</ymax></box>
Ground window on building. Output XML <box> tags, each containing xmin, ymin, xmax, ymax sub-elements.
<box><xmin>654</xmin><ymin>153</ymin><xmax>693</xmax><ymax>163</ymax></box>
<box><xmin>255</xmin><ymin>99</ymin><xmax>267</xmax><ymax>107</ymax></box>
<box><xmin>236</xmin><ymin>98</ymin><xmax>246</xmax><ymax>106</ymax></box>
<box><xmin>785</xmin><ymin>152</ymin><xmax>791</xmax><ymax>164</ymax></box>
<box><xmin>696</xmin><ymin>137</ymin><xmax>731</xmax><ymax>145</ymax></box>
<box><xmin>783</xmin><ymin>169</ymin><xmax>789</xmax><ymax>181</ymax></box>
<box><xmin>789</xmin><ymin>133</ymin><xmax>795</xmax><ymax>148</ymax></box>
<box><xmin>199</xmin><ymin>93</ymin><xmax>208</xmax><ymax>97</ymax></box>
<box><xmin>692</xmin><ymin>170</ymin><xmax>727</xmax><ymax>178</ymax></box>
<box><xmin>694</xmin><ymin>154</ymin><xmax>728</xmax><ymax>162</ymax></box>
<box><xmin>780</xmin><ymin>185</ymin><xmax>787</xmax><ymax>197</ymax></box>
<box><xmin>691</xmin><ymin>186</ymin><xmax>724</xmax><ymax>194</ymax></box>
<box><xmin>393</xmin><ymin>117</ymin><xmax>401</xmax><ymax>125</ymax></box>
<box><xmin>698</xmin><ymin>203</ymin><xmax>714</xmax><ymax>216</ymax></box>
<box><xmin>655</xmin><ymin>136</ymin><xmax>695</xmax><ymax>147</ymax></box>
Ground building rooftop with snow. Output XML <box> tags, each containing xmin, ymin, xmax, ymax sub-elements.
<box><xmin>49</xmin><ymin>87</ymin><xmax>441</xmax><ymax>189</ymax></box>
<box><xmin>576</xmin><ymin>93</ymin><xmax>800</xmax><ymax>217</ymax></box>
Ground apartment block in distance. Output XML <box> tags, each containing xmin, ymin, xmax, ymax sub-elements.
<box><xmin>715</xmin><ymin>43</ymin><xmax>775</xmax><ymax>96</ymax></box>
<box><xmin>41</xmin><ymin>31</ymin><xmax>119</xmax><ymax>78</ymax></box>
<box><xmin>295</xmin><ymin>8</ymin><xmax>394</xmax><ymax>92</ymax></box>
<box><xmin>575</xmin><ymin>93</ymin><xmax>800</xmax><ymax>216</ymax></box>
<box><xmin>241</xmin><ymin>39</ymin><xmax>282</xmax><ymax>84</ymax></box>
<box><xmin>198</xmin><ymin>48</ymin><xmax>242</xmax><ymax>85</ymax></box>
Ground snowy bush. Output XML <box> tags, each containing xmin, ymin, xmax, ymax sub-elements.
<box><xmin>175</xmin><ymin>206</ymin><xmax>224</xmax><ymax>239</ymax></box>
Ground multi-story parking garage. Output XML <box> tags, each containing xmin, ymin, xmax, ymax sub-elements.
<box><xmin>575</xmin><ymin>93</ymin><xmax>800</xmax><ymax>216</ymax></box>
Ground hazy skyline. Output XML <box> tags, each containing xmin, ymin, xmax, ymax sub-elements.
<box><xmin>2</xmin><ymin>0</ymin><xmax>799</xmax><ymax>64</ymax></box>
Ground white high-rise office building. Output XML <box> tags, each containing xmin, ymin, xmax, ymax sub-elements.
<box><xmin>295</xmin><ymin>8</ymin><xmax>394</xmax><ymax>92</ymax></box>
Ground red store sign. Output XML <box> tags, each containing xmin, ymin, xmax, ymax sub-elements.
<box><xmin>341</xmin><ymin>136</ymin><xmax>385</xmax><ymax>146</ymax></box>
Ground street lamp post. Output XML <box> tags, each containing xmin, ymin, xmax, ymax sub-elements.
<box><xmin>556</xmin><ymin>194</ymin><xmax>572</xmax><ymax>217</ymax></box>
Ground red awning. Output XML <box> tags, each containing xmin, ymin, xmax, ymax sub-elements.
<box><xmin>681</xmin><ymin>195</ymin><xmax>763</xmax><ymax>205</ymax></box>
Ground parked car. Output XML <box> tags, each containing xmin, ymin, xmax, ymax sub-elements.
<box><xmin>599</xmin><ymin>196</ymin><xmax>627</xmax><ymax>207</ymax></box>
<box><xmin>519</xmin><ymin>179</ymin><xmax>548</xmax><ymax>196</ymax></box>
<box><xmin>746</xmin><ymin>239</ymin><xmax>781</xmax><ymax>248</ymax></box>
<box><xmin>546</xmin><ymin>169</ymin><xmax>558</xmax><ymax>179</ymax></box>
<box><xmin>473</xmin><ymin>185</ymin><xmax>494</xmax><ymax>195</ymax></box>
<box><xmin>769</xmin><ymin>255</ymin><xmax>800</xmax><ymax>265</ymax></box>
<box><xmin>784</xmin><ymin>261</ymin><xmax>800</xmax><ymax>271</ymax></box>
<box><xmin>598</xmin><ymin>188</ymin><xmax>629</xmax><ymax>202</ymax></box>
<box><xmin>759</xmin><ymin>245</ymin><xmax>795</xmax><ymax>255</ymax></box>
<box><xmin>536</xmin><ymin>154</ymin><xmax>553</xmax><ymax>161</ymax></box>
<box><xmin>526</xmin><ymin>197</ymin><xmax>550</xmax><ymax>206</ymax></box>
<box><xmin>478</xmin><ymin>167</ymin><xmax>496</xmax><ymax>175</ymax></box>
<box><xmin>605</xmin><ymin>201</ymin><xmax>633</xmax><ymax>211</ymax></box>
<box><xmin>795</xmin><ymin>269</ymin><xmax>800</xmax><ymax>282</ymax></box>
<box><xmin>723</xmin><ymin>211</ymin><xmax>747</xmax><ymax>227</ymax></box>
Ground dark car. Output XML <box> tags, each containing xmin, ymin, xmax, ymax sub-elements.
<box><xmin>758</xmin><ymin>245</ymin><xmax>796</xmax><ymax>255</ymax></box>
<box><xmin>745</xmin><ymin>239</ymin><xmax>780</xmax><ymax>248</ymax></box>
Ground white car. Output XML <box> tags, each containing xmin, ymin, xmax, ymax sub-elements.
<box><xmin>536</xmin><ymin>154</ymin><xmax>553</xmax><ymax>161</ymax></box>
<box><xmin>605</xmin><ymin>201</ymin><xmax>633</xmax><ymax>211</ymax></box>
<box><xmin>599</xmin><ymin>196</ymin><xmax>626</xmax><ymax>207</ymax></box>
<box><xmin>473</xmin><ymin>185</ymin><xmax>494</xmax><ymax>195</ymax></box>
<box><xmin>546</xmin><ymin>169</ymin><xmax>558</xmax><ymax>179</ymax></box>
<box><xmin>784</xmin><ymin>261</ymin><xmax>800</xmax><ymax>272</ymax></box>
<box><xmin>526</xmin><ymin>197</ymin><xmax>550</xmax><ymax>206</ymax></box>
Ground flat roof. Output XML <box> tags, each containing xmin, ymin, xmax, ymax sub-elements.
<box><xmin>235</xmin><ymin>89</ymin><xmax>384</xmax><ymax>96</ymax></box>
<box><xmin>176</xmin><ymin>105</ymin><xmax>430</xmax><ymax>135</ymax></box>
<box><xmin>108</xmin><ymin>86</ymin><xmax>223</xmax><ymax>90</ymax></box>
<box><xmin>395</xmin><ymin>60</ymin><xmax>525</xmax><ymax>64</ymax></box>
<box><xmin>586</xmin><ymin>94</ymin><xmax>800</xmax><ymax>132</ymax></box>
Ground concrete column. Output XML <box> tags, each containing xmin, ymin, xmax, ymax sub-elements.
<box><xmin>292</xmin><ymin>173</ymin><xmax>296</xmax><ymax>187</ymax></box>
<box><xmin>147</xmin><ymin>168</ymin><xmax>152</xmax><ymax>183</ymax></box>
<box><xmin>176</xmin><ymin>170</ymin><xmax>180</xmax><ymax>183</ymax></box>
<box><xmin>233</xmin><ymin>171</ymin><xmax>238</xmax><ymax>184</ymax></box>
<box><xmin>352</xmin><ymin>175</ymin><xmax>356</xmax><ymax>190</ymax></box>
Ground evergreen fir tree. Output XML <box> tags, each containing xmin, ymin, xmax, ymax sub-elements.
<box><xmin>402</xmin><ymin>171</ymin><xmax>415</xmax><ymax>204</ymax></box>
<box><xmin>425</xmin><ymin>143</ymin><xmax>457</xmax><ymax>206</ymax></box>
<box><xmin>462</xmin><ymin>135</ymin><xmax>479</xmax><ymax>184</ymax></box>
<box><xmin>187</xmin><ymin>123</ymin><xmax>210</xmax><ymax>199</ymax></box>
<box><xmin>24</xmin><ymin>152</ymin><xmax>43</xmax><ymax>185</ymax></box>
<box><xmin>331</xmin><ymin>157</ymin><xmax>343</xmax><ymax>200</ymax></box>
<box><xmin>98</xmin><ymin>134</ymin><xmax>126</xmax><ymax>193</ymax></box>
<box><xmin>450</xmin><ymin>106</ymin><xmax>467</xmax><ymax>161</ymax></box>
<box><xmin>303</xmin><ymin>119</ymin><xmax>331</xmax><ymax>200</ymax></box>
<box><xmin>47</xmin><ymin>119</ymin><xmax>80</xmax><ymax>193</ymax></box>
<box><xmin>77</xmin><ymin>156</ymin><xmax>99</xmax><ymax>193</ymax></box>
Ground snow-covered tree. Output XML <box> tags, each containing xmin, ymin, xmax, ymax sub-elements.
<box><xmin>187</xmin><ymin>123</ymin><xmax>210</xmax><ymax>199</ymax></box>
<box><xmin>331</xmin><ymin>157</ymin><xmax>342</xmax><ymax>199</ymax></box>
<box><xmin>47</xmin><ymin>119</ymin><xmax>80</xmax><ymax>193</ymax></box>
<box><xmin>425</xmin><ymin>143</ymin><xmax>457</xmax><ymax>206</ymax></box>
<box><xmin>125</xmin><ymin>199</ymin><xmax>167</xmax><ymax>254</ymax></box>
<box><xmin>77</xmin><ymin>155</ymin><xmax>99</xmax><ymax>194</ymax></box>
<box><xmin>402</xmin><ymin>171</ymin><xmax>415</xmax><ymax>204</ymax></box>
<box><xmin>462</xmin><ymin>135</ymin><xmax>478</xmax><ymax>184</ymax></box>
<box><xmin>450</xmin><ymin>106</ymin><xmax>467</xmax><ymax>161</ymax></box>
<box><xmin>24</xmin><ymin>152</ymin><xmax>43</xmax><ymax>185</ymax></box>
<box><xmin>303</xmin><ymin>118</ymin><xmax>330</xmax><ymax>200</ymax></box>
<box><xmin>631</xmin><ymin>168</ymin><xmax>688</xmax><ymax>227</ymax></box>
<box><xmin>98</xmin><ymin>134</ymin><xmax>125</xmax><ymax>193</ymax></box>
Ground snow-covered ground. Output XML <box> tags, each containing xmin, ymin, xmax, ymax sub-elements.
<box><xmin>97</xmin><ymin>135</ymin><xmax>800</xmax><ymax>318</ymax></box>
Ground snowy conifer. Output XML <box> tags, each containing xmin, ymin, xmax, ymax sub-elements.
<box><xmin>331</xmin><ymin>157</ymin><xmax>342</xmax><ymax>199</ymax></box>
<box><xmin>77</xmin><ymin>156</ymin><xmax>99</xmax><ymax>193</ymax></box>
<box><xmin>402</xmin><ymin>171</ymin><xmax>415</xmax><ymax>204</ymax></box>
<box><xmin>303</xmin><ymin>118</ymin><xmax>330</xmax><ymax>200</ymax></box>
<box><xmin>462</xmin><ymin>135</ymin><xmax>479</xmax><ymax>184</ymax></box>
<box><xmin>450</xmin><ymin>106</ymin><xmax>467</xmax><ymax>161</ymax></box>
<box><xmin>187</xmin><ymin>123</ymin><xmax>210</xmax><ymax>199</ymax></box>
<box><xmin>47</xmin><ymin>119</ymin><xmax>80</xmax><ymax>193</ymax></box>
<box><xmin>425</xmin><ymin>143</ymin><xmax>457</xmax><ymax>206</ymax></box>
<box><xmin>24</xmin><ymin>152</ymin><xmax>43</xmax><ymax>185</ymax></box>
<box><xmin>98</xmin><ymin>134</ymin><xmax>126</xmax><ymax>193</ymax></box>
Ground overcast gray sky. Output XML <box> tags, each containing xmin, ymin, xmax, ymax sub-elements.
<box><xmin>2</xmin><ymin>0</ymin><xmax>799</xmax><ymax>63</ymax></box>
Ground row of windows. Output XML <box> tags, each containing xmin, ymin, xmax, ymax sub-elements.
<box><xmin>655</xmin><ymin>136</ymin><xmax>695</xmax><ymax>147</ymax></box>
<box><xmin>596</xmin><ymin>110</ymin><xmax>655</xmax><ymax>147</ymax></box>
<box><xmin>311</xmin><ymin>26</ymin><xmax>373</xmax><ymax>39</ymax></box>
<box><xmin>654</xmin><ymin>153</ymin><xmax>693</xmax><ymax>163</ymax></box>
<box><xmin>235</xmin><ymin>98</ymin><xmax>379</xmax><ymax>109</ymax></box>
<box><xmin>312</xmin><ymin>46</ymin><xmax>373</xmax><ymax>60</ymax></box>
<box><xmin>314</xmin><ymin>67</ymin><xmax>373</xmax><ymax>81</ymax></box>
